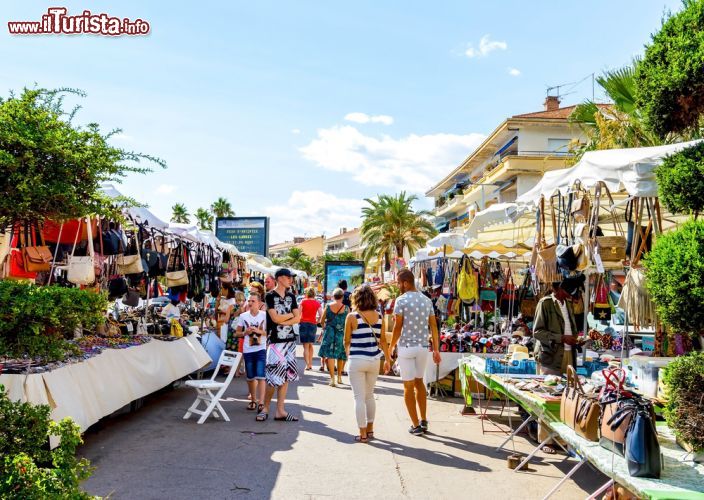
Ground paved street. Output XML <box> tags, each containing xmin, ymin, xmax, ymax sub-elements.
<box><xmin>80</xmin><ymin>351</ymin><xmax>605</xmax><ymax>500</ymax></box>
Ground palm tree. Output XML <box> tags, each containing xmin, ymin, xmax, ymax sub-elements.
<box><xmin>171</xmin><ymin>203</ymin><xmax>190</xmax><ymax>224</ymax></box>
<box><xmin>211</xmin><ymin>197</ymin><xmax>235</xmax><ymax>218</ymax></box>
<box><xmin>360</xmin><ymin>192</ymin><xmax>437</xmax><ymax>278</ymax></box>
<box><xmin>284</xmin><ymin>247</ymin><xmax>306</xmax><ymax>268</ymax></box>
<box><xmin>570</xmin><ymin>62</ymin><xmax>665</xmax><ymax>156</ymax></box>
<box><xmin>194</xmin><ymin>207</ymin><xmax>213</xmax><ymax>230</ymax></box>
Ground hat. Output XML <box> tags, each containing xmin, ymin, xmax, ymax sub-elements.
<box><xmin>560</xmin><ymin>274</ymin><xmax>585</xmax><ymax>297</ymax></box>
<box><xmin>274</xmin><ymin>268</ymin><xmax>295</xmax><ymax>279</ymax></box>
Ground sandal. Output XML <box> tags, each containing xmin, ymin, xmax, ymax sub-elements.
<box><xmin>367</xmin><ymin>431</ymin><xmax>374</xmax><ymax>440</ymax></box>
<box><xmin>247</xmin><ymin>401</ymin><xmax>257</xmax><ymax>411</ymax></box>
<box><xmin>256</xmin><ymin>412</ymin><xmax>268</xmax><ymax>422</ymax></box>
<box><xmin>354</xmin><ymin>435</ymin><xmax>368</xmax><ymax>443</ymax></box>
<box><xmin>274</xmin><ymin>413</ymin><xmax>299</xmax><ymax>422</ymax></box>
<box><xmin>257</xmin><ymin>403</ymin><xmax>264</xmax><ymax>413</ymax></box>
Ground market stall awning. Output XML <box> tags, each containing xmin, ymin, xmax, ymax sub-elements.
<box><xmin>427</xmin><ymin>232</ymin><xmax>466</xmax><ymax>250</ymax></box>
<box><xmin>100</xmin><ymin>184</ymin><xmax>169</xmax><ymax>229</ymax></box>
<box><xmin>516</xmin><ymin>140</ymin><xmax>703</xmax><ymax>204</ymax></box>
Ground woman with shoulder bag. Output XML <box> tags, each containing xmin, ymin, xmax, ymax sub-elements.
<box><xmin>344</xmin><ymin>285</ymin><xmax>391</xmax><ymax>443</ymax></box>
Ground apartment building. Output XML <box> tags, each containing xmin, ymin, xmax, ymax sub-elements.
<box><xmin>269</xmin><ymin>235</ymin><xmax>326</xmax><ymax>259</ymax></box>
<box><xmin>426</xmin><ymin>96</ymin><xmax>592</xmax><ymax>232</ymax></box>
<box><xmin>324</xmin><ymin>227</ymin><xmax>363</xmax><ymax>259</ymax></box>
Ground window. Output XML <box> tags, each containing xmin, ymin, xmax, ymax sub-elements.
<box><xmin>547</xmin><ymin>138</ymin><xmax>570</xmax><ymax>153</ymax></box>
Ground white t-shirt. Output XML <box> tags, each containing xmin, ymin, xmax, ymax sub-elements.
<box><xmin>558</xmin><ymin>299</ymin><xmax>573</xmax><ymax>351</ymax></box>
<box><xmin>237</xmin><ymin>311</ymin><xmax>267</xmax><ymax>353</ymax></box>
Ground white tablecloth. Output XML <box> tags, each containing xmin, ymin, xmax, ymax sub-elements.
<box><xmin>0</xmin><ymin>335</ymin><xmax>210</xmax><ymax>438</ymax></box>
<box><xmin>423</xmin><ymin>352</ymin><xmax>468</xmax><ymax>386</ymax></box>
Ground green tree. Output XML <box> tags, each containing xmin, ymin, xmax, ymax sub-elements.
<box><xmin>285</xmin><ymin>247</ymin><xmax>306</xmax><ymax>267</ymax></box>
<box><xmin>194</xmin><ymin>207</ymin><xmax>214</xmax><ymax>230</ymax></box>
<box><xmin>656</xmin><ymin>142</ymin><xmax>704</xmax><ymax>218</ymax></box>
<box><xmin>360</xmin><ymin>192</ymin><xmax>437</xmax><ymax>276</ymax></box>
<box><xmin>570</xmin><ymin>63</ymin><xmax>664</xmax><ymax>157</ymax></box>
<box><xmin>636</xmin><ymin>0</ymin><xmax>704</xmax><ymax>137</ymax></box>
<box><xmin>171</xmin><ymin>203</ymin><xmax>190</xmax><ymax>224</ymax></box>
<box><xmin>211</xmin><ymin>197</ymin><xmax>235</xmax><ymax>218</ymax></box>
<box><xmin>311</xmin><ymin>252</ymin><xmax>359</xmax><ymax>282</ymax></box>
<box><xmin>0</xmin><ymin>87</ymin><xmax>164</xmax><ymax>227</ymax></box>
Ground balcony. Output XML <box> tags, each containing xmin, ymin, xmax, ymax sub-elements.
<box><xmin>434</xmin><ymin>195</ymin><xmax>467</xmax><ymax>218</ymax></box>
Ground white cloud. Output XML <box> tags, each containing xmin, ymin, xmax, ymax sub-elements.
<box><xmin>300</xmin><ymin>126</ymin><xmax>485</xmax><ymax>193</ymax></box>
<box><xmin>508</xmin><ymin>67</ymin><xmax>521</xmax><ymax>76</ymax></box>
<box><xmin>465</xmin><ymin>35</ymin><xmax>507</xmax><ymax>58</ymax></box>
<box><xmin>344</xmin><ymin>112</ymin><xmax>394</xmax><ymax>125</ymax></box>
<box><xmin>291</xmin><ymin>128</ymin><xmax>301</xmax><ymax>134</ymax></box>
<box><xmin>264</xmin><ymin>190</ymin><xmax>365</xmax><ymax>243</ymax></box>
<box><xmin>155</xmin><ymin>184</ymin><xmax>178</xmax><ymax>195</ymax></box>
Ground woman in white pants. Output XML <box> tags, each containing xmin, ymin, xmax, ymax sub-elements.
<box><xmin>344</xmin><ymin>285</ymin><xmax>391</xmax><ymax>443</ymax></box>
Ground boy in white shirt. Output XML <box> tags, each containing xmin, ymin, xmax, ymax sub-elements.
<box><xmin>236</xmin><ymin>292</ymin><xmax>267</xmax><ymax>413</ymax></box>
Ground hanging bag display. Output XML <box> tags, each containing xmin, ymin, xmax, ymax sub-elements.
<box><xmin>3</xmin><ymin>224</ymin><xmax>38</xmax><ymax>280</ymax></box>
<box><xmin>536</xmin><ymin>197</ymin><xmax>560</xmax><ymax>284</ymax></box>
<box><xmin>67</xmin><ymin>217</ymin><xmax>96</xmax><ymax>285</ymax></box>
<box><xmin>570</xmin><ymin>181</ymin><xmax>591</xmax><ymax>223</ymax></box>
<box><xmin>479</xmin><ymin>258</ymin><xmax>496</xmax><ymax>312</ymax></box>
<box><xmin>590</xmin><ymin>182</ymin><xmax>627</xmax><ymax>263</ymax></box>
<box><xmin>500</xmin><ymin>266</ymin><xmax>518</xmax><ymax>316</ymax></box>
<box><xmin>518</xmin><ymin>271</ymin><xmax>538</xmax><ymax>318</ymax></box>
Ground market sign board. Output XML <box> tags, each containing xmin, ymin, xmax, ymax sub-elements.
<box><xmin>324</xmin><ymin>260</ymin><xmax>365</xmax><ymax>298</ymax></box>
<box><xmin>215</xmin><ymin>217</ymin><xmax>269</xmax><ymax>256</ymax></box>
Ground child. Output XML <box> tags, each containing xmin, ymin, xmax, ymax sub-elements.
<box><xmin>236</xmin><ymin>292</ymin><xmax>267</xmax><ymax>412</ymax></box>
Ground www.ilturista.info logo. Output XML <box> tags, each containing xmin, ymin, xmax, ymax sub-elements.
<box><xmin>8</xmin><ymin>7</ymin><xmax>150</xmax><ymax>36</ymax></box>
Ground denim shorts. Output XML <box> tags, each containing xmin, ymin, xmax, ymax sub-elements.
<box><xmin>298</xmin><ymin>322</ymin><xmax>318</xmax><ymax>343</ymax></box>
<box><xmin>244</xmin><ymin>349</ymin><xmax>266</xmax><ymax>380</ymax></box>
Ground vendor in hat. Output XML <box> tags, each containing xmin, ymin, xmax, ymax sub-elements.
<box><xmin>532</xmin><ymin>276</ymin><xmax>584</xmax><ymax>376</ymax></box>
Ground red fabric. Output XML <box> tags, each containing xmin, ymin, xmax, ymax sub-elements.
<box><xmin>300</xmin><ymin>298</ymin><xmax>320</xmax><ymax>324</ymax></box>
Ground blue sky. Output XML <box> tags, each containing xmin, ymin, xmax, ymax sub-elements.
<box><xmin>1</xmin><ymin>1</ymin><xmax>681</xmax><ymax>243</ymax></box>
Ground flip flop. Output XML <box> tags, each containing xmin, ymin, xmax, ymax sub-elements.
<box><xmin>256</xmin><ymin>412</ymin><xmax>268</xmax><ymax>422</ymax></box>
<box><xmin>274</xmin><ymin>413</ymin><xmax>299</xmax><ymax>422</ymax></box>
<box><xmin>354</xmin><ymin>435</ymin><xmax>368</xmax><ymax>443</ymax></box>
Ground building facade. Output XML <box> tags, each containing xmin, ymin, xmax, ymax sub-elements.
<box><xmin>426</xmin><ymin>97</ymin><xmax>591</xmax><ymax>232</ymax></box>
<box><xmin>269</xmin><ymin>235</ymin><xmax>326</xmax><ymax>259</ymax></box>
<box><xmin>324</xmin><ymin>227</ymin><xmax>363</xmax><ymax>259</ymax></box>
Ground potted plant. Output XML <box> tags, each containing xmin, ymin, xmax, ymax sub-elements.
<box><xmin>661</xmin><ymin>352</ymin><xmax>704</xmax><ymax>462</ymax></box>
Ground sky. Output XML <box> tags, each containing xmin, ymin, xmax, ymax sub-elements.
<box><xmin>1</xmin><ymin>1</ymin><xmax>682</xmax><ymax>244</ymax></box>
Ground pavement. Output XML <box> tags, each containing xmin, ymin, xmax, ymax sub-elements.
<box><xmin>79</xmin><ymin>350</ymin><xmax>606</xmax><ymax>500</ymax></box>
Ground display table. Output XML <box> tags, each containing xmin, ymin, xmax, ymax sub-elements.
<box><xmin>423</xmin><ymin>352</ymin><xmax>465</xmax><ymax>387</ymax></box>
<box><xmin>460</xmin><ymin>354</ymin><xmax>704</xmax><ymax>499</ymax></box>
<box><xmin>0</xmin><ymin>336</ymin><xmax>211</xmax><ymax>438</ymax></box>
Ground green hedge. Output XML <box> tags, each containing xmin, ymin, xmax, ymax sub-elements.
<box><xmin>636</xmin><ymin>0</ymin><xmax>704</xmax><ymax>137</ymax></box>
<box><xmin>0</xmin><ymin>281</ymin><xmax>107</xmax><ymax>361</ymax></box>
<box><xmin>657</xmin><ymin>142</ymin><xmax>704</xmax><ymax>217</ymax></box>
<box><xmin>644</xmin><ymin>219</ymin><xmax>704</xmax><ymax>336</ymax></box>
<box><xmin>662</xmin><ymin>352</ymin><xmax>704</xmax><ymax>451</ymax></box>
<box><xmin>0</xmin><ymin>385</ymin><xmax>94</xmax><ymax>499</ymax></box>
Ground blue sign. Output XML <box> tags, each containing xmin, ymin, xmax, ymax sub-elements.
<box><xmin>215</xmin><ymin>217</ymin><xmax>269</xmax><ymax>256</ymax></box>
<box><xmin>324</xmin><ymin>261</ymin><xmax>365</xmax><ymax>297</ymax></box>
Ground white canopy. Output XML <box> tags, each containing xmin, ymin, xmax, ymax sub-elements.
<box><xmin>412</xmin><ymin>246</ymin><xmax>464</xmax><ymax>263</ymax></box>
<box><xmin>464</xmin><ymin>202</ymin><xmax>530</xmax><ymax>240</ymax></box>
<box><xmin>516</xmin><ymin>140</ymin><xmax>703</xmax><ymax>205</ymax></box>
<box><xmin>100</xmin><ymin>184</ymin><xmax>170</xmax><ymax>229</ymax></box>
<box><xmin>427</xmin><ymin>232</ymin><xmax>466</xmax><ymax>250</ymax></box>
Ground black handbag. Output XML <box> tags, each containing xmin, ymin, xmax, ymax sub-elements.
<box><xmin>108</xmin><ymin>276</ymin><xmax>129</xmax><ymax>299</ymax></box>
<box><xmin>95</xmin><ymin>225</ymin><xmax>124</xmax><ymax>256</ymax></box>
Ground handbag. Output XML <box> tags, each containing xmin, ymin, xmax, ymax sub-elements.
<box><xmin>599</xmin><ymin>368</ymin><xmax>633</xmax><ymax>456</ymax></box>
<box><xmin>166</xmin><ymin>243</ymin><xmax>189</xmax><ymax>287</ymax></box>
<box><xmin>536</xmin><ymin>197</ymin><xmax>560</xmax><ymax>284</ymax></box>
<box><xmin>457</xmin><ymin>255</ymin><xmax>479</xmax><ymax>304</ymax></box>
<box><xmin>592</xmin><ymin>275</ymin><xmax>612</xmax><ymax>322</ymax></box>
<box><xmin>22</xmin><ymin>224</ymin><xmax>53</xmax><ymax>272</ymax></box>
<box><xmin>3</xmin><ymin>224</ymin><xmax>37</xmax><ymax>280</ymax></box>
<box><xmin>116</xmin><ymin>229</ymin><xmax>143</xmax><ymax>275</ymax></box>
<box><xmin>560</xmin><ymin>365</ymin><xmax>601</xmax><ymax>441</ymax></box>
<box><xmin>518</xmin><ymin>271</ymin><xmax>538</xmax><ymax>318</ymax></box>
<box><xmin>625</xmin><ymin>402</ymin><xmax>662</xmax><ymax>478</ymax></box>
<box><xmin>123</xmin><ymin>288</ymin><xmax>140</xmax><ymax>307</ymax></box>
<box><xmin>479</xmin><ymin>258</ymin><xmax>497</xmax><ymax>311</ymax></box>
<box><xmin>500</xmin><ymin>267</ymin><xmax>518</xmax><ymax>316</ymax></box>
<box><xmin>67</xmin><ymin>217</ymin><xmax>96</xmax><ymax>285</ymax></box>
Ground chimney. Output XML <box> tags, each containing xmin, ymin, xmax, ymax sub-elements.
<box><xmin>293</xmin><ymin>237</ymin><xmax>305</xmax><ymax>244</ymax></box>
<box><xmin>544</xmin><ymin>95</ymin><xmax>561</xmax><ymax>111</ymax></box>
<box><xmin>340</xmin><ymin>227</ymin><xmax>347</xmax><ymax>235</ymax></box>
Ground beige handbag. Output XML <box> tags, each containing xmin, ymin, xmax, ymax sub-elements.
<box><xmin>165</xmin><ymin>243</ymin><xmax>189</xmax><ymax>287</ymax></box>
<box><xmin>67</xmin><ymin>217</ymin><xmax>96</xmax><ymax>285</ymax></box>
<box><xmin>536</xmin><ymin>197</ymin><xmax>561</xmax><ymax>284</ymax></box>
<box><xmin>116</xmin><ymin>229</ymin><xmax>143</xmax><ymax>275</ymax></box>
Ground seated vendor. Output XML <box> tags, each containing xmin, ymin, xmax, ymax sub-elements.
<box><xmin>533</xmin><ymin>277</ymin><xmax>583</xmax><ymax>376</ymax></box>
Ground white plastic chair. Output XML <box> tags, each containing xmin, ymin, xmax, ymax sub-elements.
<box><xmin>183</xmin><ymin>350</ymin><xmax>242</xmax><ymax>424</ymax></box>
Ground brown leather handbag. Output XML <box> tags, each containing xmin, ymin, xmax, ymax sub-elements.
<box><xmin>22</xmin><ymin>224</ymin><xmax>53</xmax><ymax>273</ymax></box>
<box><xmin>599</xmin><ymin>368</ymin><xmax>632</xmax><ymax>455</ymax></box>
<box><xmin>561</xmin><ymin>366</ymin><xmax>600</xmax><ymax>441</ymax></box>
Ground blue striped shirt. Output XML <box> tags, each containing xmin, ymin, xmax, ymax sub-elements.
<box><xmin>348</xmin><ymin>311</ymin><xmax>382</xmax><ymax>359</ymax></box>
